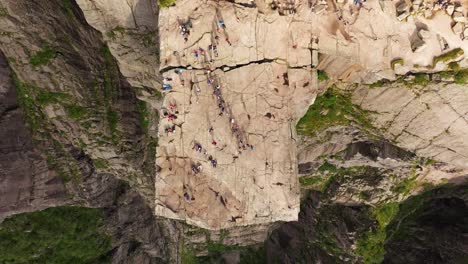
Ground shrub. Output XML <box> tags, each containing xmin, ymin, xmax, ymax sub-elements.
<box><xmin>30</xmin><ymin>44</ymin><xmax>55</xmax><ymax>66</ymax></box>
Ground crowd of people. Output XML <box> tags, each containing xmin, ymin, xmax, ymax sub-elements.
<box><xmin>162</xmin><ymin>7</ymin><xmax>259</xmax><ymax>177</ymax></box>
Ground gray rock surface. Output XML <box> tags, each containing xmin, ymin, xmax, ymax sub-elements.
<box><xmin>353</xmin><ymin>83</ymin><xmax>468</xmax><ymax>169</ymax></box>
<box><xmin>0</xmin><ymin>51</ymin><xmax>69</xmax><ymax>221</ymax></box>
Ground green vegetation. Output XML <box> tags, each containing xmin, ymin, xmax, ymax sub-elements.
<box><xmin>181</xmin><ymin>247</ymin><xmax>198</xmax><ymax>264</ymax></box>
<box><xmin>0</xmin><ymin>206</ymin><xmax>112</xmax><ymax>263</ymax></box>
<box><xmin>454</xmin><ymin>69</ymin><xmax>468</xmax><ymax>84</ymax></box>
<box><xmin>296</xmin><ymin>88</ymin><xmax>373</xmax><ymax>136</ymax></box>
<box><xmin>391</xmin><ymin>161</ymin><xmax>422</xmax><ymax>196</ymax></box>
<box><xmin>318</xmin><ymin>161</ymin><xmax>337</xmax><ymax>173</ymax></box>
<box><xmin>356</xmin><ymin>228</ymin><xmax>386</xmax><ymax>264</ymax></box>
<box><xmin>12</xmin><ymin>76</ymin><xmax>84</xmax><ymax>183</ymax></box>
<box><xmin>136</xmin><ymin>100</ymin><xmax>149</xmax><ymax>134</ymax></box>
<box><xmin>299</xmin><ymin>175</ymin><xmax>328</xmax><ymax>188</ymax></box>
<box><xmin>392</xmin><ymin>174</ymin><xmax>418</xmax><ymax>195</ymax></box>
<box><xmin>432</xmin><ymin>48</ymin><xmax>464</xmax><ymax>67</ymax></box>
<box><xmin>142</xmin><ymin>33</ymin><xmax>156</xmax><ymax>47</ymax></box>
<box><xmin>182</xmin><ymin>231</ymin><xmax>267</xmax><ymax>264</ymax></box>
<box><xmin>369</xmin><ymin>79</ymin><xmax>386</xmax><ymax>89</ymax></box>
<box><xmin>106</xmin><ymin>26</ymin><xmax>126</xmax><ymax>40</ymax></box>
<box><xmin>299</xmin><ymin>162</ymin><xmax>339</xmax><ymax>190</ymax></box>
<box><xmin>385</xmin><ymin>188</ymin><xmax>434</xmax><ymax>242</ymax></box>
<box><xmin>448</xmin><ymin>62</ymin><xmax>460</xmax><ymax>71</ymax></box>
<box><xmin>29</xmin><ymin>44</ymin><xmax>55</xmax><ymax>66</ymax></box>
<box><xmin>356</xmin><ymin>203</ymin><xmax>399</xmax><ymax>264</ymax></box>
<box><xmin>435</xmin><ymin>63</ymin><xmax>468</xmax><ymax>84</ymax></box>
<box><xmin>439</xmin><ymin>71</ymin><xmax>453</xmax><ymax>80</ymax></box>
<box><xmin>158</xmin><ymin>0</ymin><xmax>177</xmax><ymax>7</ymax></box>
<box><xmin>390</xmin><ymin>58</ymin><xmax>404</xmax><ymax>70</ymax></box>
<box><xmin>398</xmin><ymin>73</ymin><xmax>431</xmax><ymax>87</ymax></box>
<box><xmin>107</xmin><ymin>110</ymin><xmax>119</xmax><ymax>142</ymax></box>
<box><xmin>36</xmin><ymin>90</ymin><xmax>70</xmax><ymax>105</ymax></box>
<box><xmin>317</xmin><ymin>70</ymin><xmax>329</xmax><ymax>82</ymax></box>
<box><xmin>424</xmin><ymin>158</ymin><xmax>436</xmax><ymax>166</ymax></box>
<box><xmin>64</xmin><ymin>104</ymin><xmax>88</xmax><ymax>120</ymax></box>
<box><xmin>62</xmin><ymin>0</ymin><xmax>74</xmax><ymax>17</ymax></box>
<box><xmin>93</xmin><ymin>158</ymin><xmax>110</xmax><ymax>169</ymax></box>
<box><xmin>13</xmin><ymin>75</ymin><xmax>44</xmax><ymax>132</ymax></box>
<box><xmin>0</xmin><ymin>6</ymin><xmax>8</xmax><ymax>17</ymax></box>
<box><xmin>100</xmin><ymin>44</ymin><xmax>121</xmax><ymax>143</ymax></box>
<box><xmin>15</xmin><ymin>81</ymin><xmax>88</xmax><ymax>121</ymax></box>
<box><xmin>300</xmin><ymin>164</ymin><xmax>371</xmax><ymax>193</ymax></box>
<box><xmin>412</xmin><ymin>73</ymin><xmax>430</xmax><ymax>86</ymax></box>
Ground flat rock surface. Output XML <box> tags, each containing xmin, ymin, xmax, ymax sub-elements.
<box><xmin>156</xmin><ymin>63</ymin><xmax>316</xmax><ymax>229</ymax></box>
<box><xmin>156</xmin><ymin>0</ymin><xmax>468</xmax><ymax>229</ymax></box>
<box><xmin>159</xmin><ymin>0</ymin><xmax>468</xmax><ymax>83</ymax></box>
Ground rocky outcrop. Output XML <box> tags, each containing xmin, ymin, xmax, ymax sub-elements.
<box><xmin>156</xmin><ymin>0</ymin><xmax>321</xmax><ymax>229</ymax></box>
<box><xmin>75</xmin><ymin>0</ymin><xmax>160</xmax><ymax>89</ymax></box>
<box><xmin>353</xmin><ymin>82</ymin><xmax>468</xmax><ymax>169</ymax></box>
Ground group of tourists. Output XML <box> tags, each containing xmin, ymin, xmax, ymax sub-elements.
<box><xmin>163</xmin><ymin>10</ymin><xmax>265</xmax><ymax>176</ymax></box>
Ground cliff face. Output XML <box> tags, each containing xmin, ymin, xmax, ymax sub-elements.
<box><xmin>0</xmin><ymin>0</ymin><xmax>468</xmax><ymax>263</ymax></box>
<box><xmin>0</xmin><ymin>0</ymin><xmax>177</xmax><ymax>262</ymax></box>
<box><xmin>0</xmin><ymin>50</ymin><xmax>69</xmax><ymax>219</ymax></box>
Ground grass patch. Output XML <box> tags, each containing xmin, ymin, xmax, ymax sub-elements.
<box><xmin>356</xmin><ymin>203</ymin><xmax>399</xmax><ymax>264</ymax></box>
<box><xmin>99</xmin><ymin>44</ymin><xmax>121</xmax><ymax>143</ymax></box>
<box><xmin>64</xmin><ymin>104</ymin><xmax>88</xmax><ymax>120</ymax></box>
<box><xmin>369</xmin><ymin>79</ymin><xmax>386</xmax><ymax>89</ymax></box>
<box><xmin>13</xmin><ymin>75</ymin><xmax>44</xmax><ymax>132</ymax></box>
<box><xmin>0</xmin><ymin>206</ymin><xmax>112</xmax><ymax>263</ymax></box>
<box><xmin>448</xmin><ymin>62</ymin><xmax>460</xmax><ymax>71</ymax></box>
<box><xmin>296</xmin><ymin>87</ymin><xmax>373</xmax><ymax>136</ymax></box>
<box><xmin>318</xmin><ymin>161</ymin><xmax>337</xmax><ymax>173</ymax></box>
<box><xmin>62</xmin><ymin>0</ymin><xmax>74</xmax><ymax>17</ymax></box>
<box><xmin>454</xmin><ymin>69</ymin><xmax>468</xmax><ymax>84</ymax></box>
<box><xmin>29</xmin><ymin>44</ymin><xmax>55</xmax><ymax>66</ymax></box>
<box><xmin>317</xmin><ymin>70</ymin><xmax>329</xmax><ymax>81</ymax></box>
<box><xmin>392</xmin><ymin>174</ymin><xmax>418</xmax><ymax>196</ymax></box>
<box><xmin>390</xmin><ymin>58</ymin><xmax>404</xmax><ymax>70</ymax></box>
<box><xmin>106</xmin><ymin>26</ymin><xmax>125</xmax><ymax>40</ymax></box>
<box><xmin>439</xmin><ymin>71</ymin><xmax>453</xmax><ymax>80</ymax></box>
<box><xmin>424</xmin><ymin>158</ymin><xmax>436</xmax><ymax>166</ymax></box>
<box><xmin>136</xmin><ymin>100</ymin><xmax>149</xmax><ymax>134</ymax></box>
<box><xmin>300</xmin><ymin>164</ymin><xmax>369</xmax><ymax>192</ymax></box>
<box><xmin>432</xmin><ymin>48</ymin><xmax>464</xmax><ymax>67</ymax></box>
<box><xmin>106</xmin><ymin>109</ymin><xmax>119</xmax><ymax>142</ymax></box>
<box><xmin>158</xmin><ymin>0</ymin><xmax>177</xmax><ymax>7</ymax></box>
<box><xmin>412</xmin><ymin>73</ymin><xmax>430</xmax><ymax>86</ymax></box>
<box><xmin>181</xmin><ymin>247</ymin><xmax>198</xmax><ymax>264</ymax></box>
<box><xmin>36</xmin><ymin>90</ymin><xmax>70</xmax><ymax>105</ymax></box>
<box><xmin>93</xmin><ymin>159</ymin><xmax>109</xmax><ymax>169</ymax></box>
<box><xmin>299</xmin><ymin>175</ymin><xmax>328</xmax><ymax>187</ymax></box>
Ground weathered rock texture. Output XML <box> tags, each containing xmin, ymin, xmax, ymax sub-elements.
<box><xmin>0</xmin><ymin>51</ymin><xmax>69</xmax><ymax>220</ymax></box>
<box><xmin>0</xmin><ymin>1</ymin><xmax>178</xmax><ymax>262</ymax></box>
<box><xmin>353</xmin><ymin>82</ymin><xmax>468</xmax><ymax>169</ymax></box>
<box><xmin>157</xmin><ymin>0</ymin><xmax>325</xmax><ymax>228</ymax></box>
<box><xmin>75</xmin><ymin>0</ymin><xmax>161</xmax><ymax>89</ymax></box>
<box><xmin>0</xmin><ymin>0</ymin><xmax>155</xmax><ymax>201</ymax></box>
<box><xmin>155</xmin><ymin>63</ymin><xmax>315</xmax><ymax>229</ymax></box>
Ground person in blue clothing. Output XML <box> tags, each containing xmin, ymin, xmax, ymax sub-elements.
<box><xmin>163</xmin><ymin>83</ymin><xmax>172</xmax><ymax>91</ymax></box>
<box><xmin>218</xmin><ymin>21</ymin><xmax>226</xmax><ymax>29</ymax></box>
